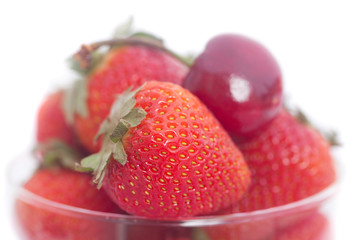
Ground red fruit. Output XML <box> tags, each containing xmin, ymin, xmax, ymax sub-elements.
<box><xmin>183</xmin><ymin>34</ymin><xmax>282</xmax><ymax>138</ymax></box>
<box><xmin>81</xmin><ymin>81</ymin><xmax>251</xmax><ymax>219</ymax></box>
<box><xmin>198</xmin><ymin>218</ymin><xmax>275</xmax><ymax>240</ymax></box>
<box><xmin>35</xmin><ymin>90</ymin><xmax>84</xmax><ymax>167</ymax></box>
<box><xmin>274</xmin><ymin>212</ymin><xmax>331</xmax><ymax>240</ymax></box>
<box><xmin>15</xmin><ymin>168</ymin><xmax>123</xmax><ymax>240</ymax></box>
<box><xmin>36</xmin><ymin>90</ymin><xmax>77</xmax><ymax>147</ymax></box>
<box><xmin>223</xmin><ymin>109</ymin><xmax>336</xmax><ymax>213</ymax></box>
<box><xmin>69</xmin><ymin>42</ymin><xmax>188</xmax><ymax>153</ymax></box>
<box><xmin>127</xmin><ymin>225</ymin><xmax>192</xmax><ymax>240</ymax></box>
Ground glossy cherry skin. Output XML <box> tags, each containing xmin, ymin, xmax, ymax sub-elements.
<box><xmin>183</xmin><ymin>34</ymin><xmax>282</xmax><ymax>139</ymax></box>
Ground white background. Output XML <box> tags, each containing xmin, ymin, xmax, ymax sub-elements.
<box><xmin>0</xmin><ymin>1</ymin><xmax>359</xmax><ymax>239</ymax></box>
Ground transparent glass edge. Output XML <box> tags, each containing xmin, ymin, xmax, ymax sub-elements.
<box><xmin>7</xmin><ymin>151</ymin><xmax>342</xmax><ymax>227</ymax></box>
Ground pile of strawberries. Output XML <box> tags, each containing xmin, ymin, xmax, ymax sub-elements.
<box><xmin>15</xmin><ymin>26</ymin><xmax>337</xmax><ymax>240</ymax></box>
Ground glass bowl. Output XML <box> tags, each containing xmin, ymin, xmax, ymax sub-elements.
<box><xmin>8</xmin><ymin>152</ymin><xmax>339</xmax><ymax>240</ymax></box>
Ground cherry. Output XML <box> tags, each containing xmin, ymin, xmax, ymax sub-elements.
<box><xmin>183</xmin><ymin>34</ymin><xmax>282</xmax><ymax>139</ymax></box>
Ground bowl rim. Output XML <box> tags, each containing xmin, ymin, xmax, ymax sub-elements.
<box><xmin>8</xmin><ymin>151</ymin><xmax>340</xmax><ymax>227</ymax></box>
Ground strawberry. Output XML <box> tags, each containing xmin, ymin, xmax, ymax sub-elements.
<box><xmin>195</xmin><ymin>219</ymin><xmax>275</xmax><ymax>240</ymax></box>
<box><xmin>274</xmin><ymin>212</ymin><xmax>331</xmax><ymax>240</ymax></box>
<box><xmin>35</xmin><ymin>90</ymin><xmax>85</xmax><ymax>167</ymax></box>
<box><xmin>194</xmin><ymin>206</ymin><xmax>330</xmax><ymax>240</ymax></box>
<box><xmin>66</xmin><ymin>38</ymin><xmax>189</xmax><ymax>153</ymax></box>
<box><xmin>36</xmin><ymin>90</ymin><xmax>78</xmax><ymax>147</ymax></box>
<box><xmin>222</xmin><ymin>109</ymin><xmax>336</xmax><ymax>213</ymax></box>
<box><xmin>126</xmin><ymin>225</ymin><xmax>192</xmax><ymax>240</ymax></box>
<box><xmin>15</xmin><ymin>168</ymin><xmax>124</xmax><ymax>240</ymax></box>
<box><xmin>80</xmin><ymin>81</ymin><xmax>251</xmax><ymax>219</ymax></box>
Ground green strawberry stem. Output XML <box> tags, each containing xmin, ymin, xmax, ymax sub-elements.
<box><xmin>289</xmin><ymin>107</ymin><xmax>341</xmax><ymax>147</ymax></box>
<box><xmin>77</xmin><ymin>85</ymin><xmax>147</xmax><ymax>189</ymax></box>
<box><xmin>34</xmin><ymin>139</ymin><xmax>82</xmax><ymax>170</ymax></box>
<box><xmin>63</xmin><ymin>78</ymin><xmax>88</xmax><ymax>124</ymax></box>
<box><xmin>72</xmin><ymin>35</ymin><xmax>191</xmax><ymax>74</ymax></box>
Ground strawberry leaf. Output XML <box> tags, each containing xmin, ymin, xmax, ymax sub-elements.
<box><xmin>322</xmin><ymin>129</ymin><xmax>341</xmax><ymax>146</ymax></box>
<box><xmin>93</xmin><ymin>145</ymin><xmax>112</xmax><ymax>188</ymax></box>
<box><xmin>79</xmin><ymin>85</ymin><xmax>147</xmax><ymax>188</ymax></box>
<box><xmin>179</xmin><ymin>52</ymin><xmax>195</xmax><ymax>66</ymax></box>
<box><xmin>123</xmin><ymin>108</ymin><xmax>147</xmax><ymax>126</ymax></box>
<box><xmin>34</xmin><ymin>139</ymin><xmax>82</xmax><ymax>170</ymax></box>
<box><xmin>286</xmin><ymin>106</ymin><xmax>341</xmax><ymax>147</ymax></box>
<box><xmin>68</xmin><ymin>56</ymin><xmax>86</xmax><ymax>76</ymax></box>
<box><xmin>112</xmin><ymin>142</ymin><xmax>127</xmax><ymax>165</ymax></box>
<box><xmin>110</xmin><ymin>119</ymin><xmax>131</xmax><ymax>143</ymax></box>
<box><xmin>63</xmin><ymin>78</ymin><xmax>88</xmax><ymax>124</ymax></box>
<box><xmin>94</xmin><ymin>86</ymin><xmax>144</xmax><ymax>142</ymax></box>
<box><xmin>110</xmin><ymin>87</ymin><xmax>138</xmax><ymax>119</ymax></box>
<box><xmin>113</xmin><ymin>16</ymin><xmax>134</xmax><ymax>39</ymax></box>
<box><xmin>69</xmin><ymin>45</ymin><xmax>105</xmax><ymax>75</ymax></box>
<box><xmin>110</xmin><ymin>108</ymin><xmax>147</xmax><ymax>143</ymax></box>
<box><xmin>79</xmin><ymin>153</ymin><xmax>102</xmax><ymax>172</ymax></box>
<box><xmin>95</xmin><ymin>118</ymin><xmax>113</xmax><ymax>143</ymax></box>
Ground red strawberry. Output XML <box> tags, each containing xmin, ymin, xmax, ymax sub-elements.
<box><xmin>80</xmin><ymin>81</ymin><xmax>251</xmax><ymax>219</ymax></box>
<box><xmin>35</xmin><ymin>90</ymin><xmax>84</xmax><ymax>167</ymax></box>
<box><xmin>67</xmin><ymin>39</ymin><xmax>189</xmax><ymax>153</ymax></box>
<box><xmin>15</xmin><ymin>168</ymin><xmax>124</xmax><ymax>240</ymax></box>
<box><xmin>36</xmin><ymin>90</ymin><xmax>77</xmax><ymax>147</ymax></box>
<box><xmin>222</xmin><ymin>109</ymin><xmax>336</xmax><ymax>213</ymax></box>
<box><xmin>274</xmin><ymin>212</ymin><xmax>331</xmax><ymax>240</ymax></box>
<box><xmin>196</xmin><ymin>218</ymin><xmax>275</xmax><ymax>240</ymax></box>
<box><xmin>126</xmin><ymin>225</ymin><xmax>192</xmax><ymax>240</ymax></box>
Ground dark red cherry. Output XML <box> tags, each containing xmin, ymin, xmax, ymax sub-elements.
<box><xmin>183</xmin><ymin>34</ymin><xmax>282</xmax><ymax>138</ymax></box>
